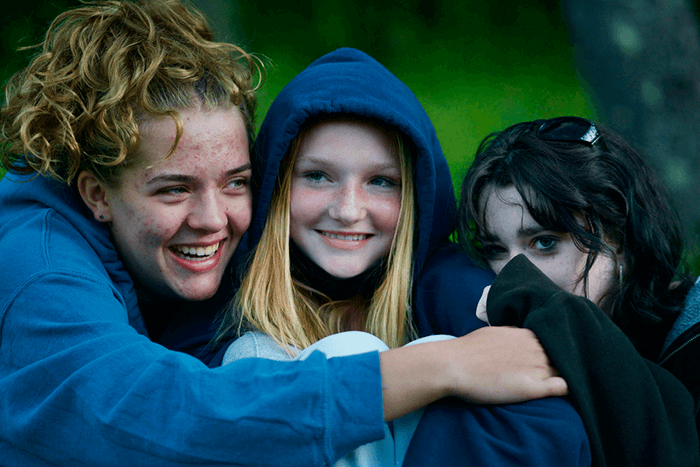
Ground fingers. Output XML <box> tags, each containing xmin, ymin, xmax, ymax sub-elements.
<box><xmin>515</xmin><ymin>375</ymin><xmax>569</xmax><ymax>402</ymax></box>
<box><xmin>444</xmin><ymin>326</ymin><xmax>568</xmax><ymax>404</ymax></box>
<box><xmin>475</xmin><ymin>286</ymin><xmax>490</xmax><ymax>324</ymax></box>
<box><xmin>544</xmin><ymin>376</ymin><xmax>569</xmax><ymax>397</ymax></box>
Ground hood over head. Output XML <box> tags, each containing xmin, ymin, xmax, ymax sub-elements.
<box><xmin>0</xmin><ymin>174</ymin><xmax>145</xmax><ymax>334</ymax></box>
<box><xmin>250</xmin><ymin>47</ymin><xmax>455</xmax><ymax>276</ymax></box>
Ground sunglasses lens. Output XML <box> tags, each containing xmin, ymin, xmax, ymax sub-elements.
<box><xmin>538</xmin><ymin>117</ymin><xmax>600</xmax><ymax>145</ymax></box>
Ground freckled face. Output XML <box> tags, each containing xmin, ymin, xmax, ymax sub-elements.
<box><xmin>289</xmin><ymin>120</ymin><xmax>402</xmax><ymax>279</ymax></box>
<box><xmin>480</xmin><ymin>185</ymin><xmax>616</xmax><ymax>305</ymax></box>
<box><xmin>103</xmin><ymin>107</ymin><xmax>252</xmax><ymax>301</ymax></box>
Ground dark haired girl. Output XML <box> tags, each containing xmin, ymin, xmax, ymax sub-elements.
<box><xmin>455</xmin><ymin>117</ymin><xmax>699</xmax><ymax>466</ymax></box>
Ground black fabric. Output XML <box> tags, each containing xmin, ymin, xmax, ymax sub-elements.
<box><xmin>289</xmin><ymin>242</ymin><xmax>385</xmax><ymax>301</ymax></box>
<box><xmin>659</xmin><ymin>322</ymin><xmax>700</xmax><ymax>443</ymax></box>
<box><xmin>488</xmin><ymin>254</ymin><xmax>699</xmax><ymax>467</ymax></box>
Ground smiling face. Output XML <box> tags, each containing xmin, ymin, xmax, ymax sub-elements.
<box><xmin>91</xmin><ymin>106</ymin><xmax>252</xmax><ymax>301</ymax></box>
<box><xmin>480</xmin><ymin>185</ymin><xmax>617</xmax><ymax>305</ymax></box>
<box><xmin>289</xmin><ymin>120</ymin><xmax>402</xmax><ymax>279</ymax></box>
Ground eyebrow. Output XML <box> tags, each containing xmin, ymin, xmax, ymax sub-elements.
<box><xmin>518</xmin><ymin>225</ymin><xmax>548</xmax><ymax>237</ymax></box>
<box><xmin>145</xmin><ymin>163</ymin><xmax>252</xmax><ymax>185</ymax></box>
<box><xmin>296</xmin><ymin>155</ymin><xmax>399</xmax><ymax>172</ymax></box>
<box><xmin>481</xmin><ymin>224</ymin><xmax>549</xmax><ymax>243</ymax></box>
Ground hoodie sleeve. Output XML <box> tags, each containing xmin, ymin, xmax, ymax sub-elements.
<box><xmin>0</xmin><ymin>272</ymin><xmax>385</xmax><ymax>467</ymax></box>
<box><xmin>487</xmin><ymin>254</ymin><xmax>699</xmax><ymax>467</ymax></box>
<box><xmin>407</xmin><ymin>248</ymin><xmax>590</xmax><ymax>467</ymax></box>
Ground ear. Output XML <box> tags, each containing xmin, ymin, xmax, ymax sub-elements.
<box><xmin>77</xmin><ymin>170</ymin><xmax>113</xmax><ymax>222</ymax></box>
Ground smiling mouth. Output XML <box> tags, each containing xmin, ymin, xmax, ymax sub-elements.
<box><xmin>318</xmin><ymin>231</ymin><xmax>371</xmax><ymax>241</ymax></box>
<box><xmin>171</xmin><ymin>241</ymin><xmax>222</xmax><ymax>261</ymax></box>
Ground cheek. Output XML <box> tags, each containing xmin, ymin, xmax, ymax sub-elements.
<box><xmin>553</xmin><ymin>258</ymin><xmax>587</xmax><ymax>295</ymax></box>
<box><xmin>488</xmin><ymin>259</ymin><xmax>506</xmax><ymax>275</ymax></box>
<box><xmin>523</xmin><ymin>256</ymin><xmax>578</xmax><ymax>293</ymax></box>
<box><xmin>228</xmin><ymin>196</ymin><xmax>253</xmax><ymax>231</ymax></box>
<box><xmin>376</xmin><ymin>195</ymin><xmax>402</xmax><ymax>234</ymax></box>
<box><xmin>113</xmin><ymin>201</ymin><xmax>176</xmax><ymax>247</ymax></box>
<box><xmin>290</xmin><ymin>187</ymin><xmax>327</xmax><ymax>225</ymax></box>
<box><xmin>585</xmin><ymin>254</ymin><xmax>617</xmax><ymax>302</ymax></box>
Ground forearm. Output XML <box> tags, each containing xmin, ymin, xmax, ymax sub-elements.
<box><xmin>380</xmin><ymin>342</ymin><xmax>449</xmax><ymax>421</ymax></box>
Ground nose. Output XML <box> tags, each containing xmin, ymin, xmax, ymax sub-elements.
<box><xmin>329</xmin><ymin>182</ymin><xmax>367</xmax><ymax>225</ymax></box>
<box><xmin>490</xmin><ymin>250</ymin><xmax>522</xmax><ymax>275</ymax></box>
<box><xmin>187</xmin><ymin>190</ymin><xmax>228</xmax><ymax>232</ymax></box>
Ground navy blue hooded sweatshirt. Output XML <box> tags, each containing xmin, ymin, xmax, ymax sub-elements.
<box><xmin>250</xmin><ymin>49</ymin><xmax>454</xmax><ymax>274</ymax></box>
<box><xmin>245</xmin><ymin>47</ymin><xmax>591</xmax><ymax>466</ymax></box>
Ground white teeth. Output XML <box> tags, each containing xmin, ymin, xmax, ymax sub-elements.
<box><xmin>173</xmin><ymin>242</ymin><xmax>220</xmax><ymax>260</ymax></box>
<box><xmin>321</xmin><ymin>232</ymin><xmax>368</xmax><ymax>241</ymax></box>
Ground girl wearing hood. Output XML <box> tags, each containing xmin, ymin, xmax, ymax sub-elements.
<box><xmin>423</xmin><ymin>116</ymin><xmax>698</xmax><ymax>467</ymax></box>
<box><xmin>220</xmin><ymin>48</ymin><xmax>590</xmax><ymax>466</ymax></box>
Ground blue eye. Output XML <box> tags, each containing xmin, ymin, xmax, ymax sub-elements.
<box><xmin>534</xmin><ymin>237</ymin><xmax>557</xmax><ymax>250</ymax></box>
<box><xmin>158</xmin><ymin>186</ymin><xmax>188</xmax><ymax>195</ymax></box>
<box><xmin>370</xmin><ymin>177</ymin><xmax>399</xmax><ymax>188</ymax></box>
<box><xmin>227</xmin><ymin>177</ymin><xmax>249</xmax><ymax>189</ymax></box>
<box><xmin>304</xmin><ymin>171</ymin><xmax>328</xmax><ymax>183</ymax></box>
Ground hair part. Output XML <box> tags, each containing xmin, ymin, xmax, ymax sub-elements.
<box><xmin>223</xmin><ymin>116</ymin><xmax>417</xmax><ymax>351</ymax></box>
<box><xmin>458</xmin><ymin>120</ymin><xmax>691</xmax><ymax>358</ymax></box>
<box><xmin>1</xmin><ymin>0</ymin><xmax>261</xmax><ymax>185</ymax></box>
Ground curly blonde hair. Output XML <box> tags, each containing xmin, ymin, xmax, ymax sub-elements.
<box><xmin>1</xmin><ymin>0</ymin><xmax>260</xmax><ymax>184</ymax></box>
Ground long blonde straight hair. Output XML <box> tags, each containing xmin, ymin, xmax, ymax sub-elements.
<box><xmin>229</xmin><ymin>118</ymin><xmax>416</xmax><ymax>351</ymax></box>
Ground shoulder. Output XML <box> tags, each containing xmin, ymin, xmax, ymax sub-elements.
<box><xmin>0</xmin><ymin>201</ymin><xmax>113</xmax><ymax>283</ymax></box>
<box><xmin>664</xmin><ymin>278</ymin><xmax>700</xmax><ymax>351</ymax></box>
<box><xmin>659</xmin><ymin>278</ymin><xmax>700</xmax><ymax>405</ymax></box>
<box><xmin>418</xmin><ymin>244</ymin><xmax>495</xmax><ymax>281</ymax></box>
<box><xmin>413</xmin><ymin>244</ymin><xmax>495</xmax><ymax>337</ymax></box>
<box><xmin>0</xmin><ymin>174</ymin><xmax>122</xmax><ymax>275</ymax></box>
<box><xmin>0</xmin><ymin>176</ymin><xmax>140</xmax><ymax>330</ymax></box>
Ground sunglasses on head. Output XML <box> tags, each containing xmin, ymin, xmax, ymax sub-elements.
<box><xmin>533</xmin><ymin>116</ymin><xmax>605</xmax><ymax>148</ymax></box>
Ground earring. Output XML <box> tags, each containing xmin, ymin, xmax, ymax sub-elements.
<box><xmin>619</xmin><ymin>264</ymin><xmax>623</xmax><ymax>283</ymax></box>
<box><xmin>99</xmin><ymin>214</ymin><xmax>104</xmax><ymax>220</ymax></box>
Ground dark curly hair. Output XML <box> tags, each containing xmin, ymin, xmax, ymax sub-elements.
<box><xmin>458</xmin><ymin>119</ymin><xmax>692</xmax><ymax>359</ymax></box>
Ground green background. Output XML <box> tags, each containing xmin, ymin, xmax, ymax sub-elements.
<box><xmin>0</xmin><ymin>0</ymin><xmax>595</xmax><ymax>187</ymax></box>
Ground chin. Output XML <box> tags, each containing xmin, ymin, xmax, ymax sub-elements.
<box><xmin>326</xmin><ymin>265</ymin><xmax>367</xmax><ymax>280</ymax></box>
<box><xmin>173</xmin><ymin>281</ymin><xmax>221</xmax><ymax>302</ymax></box>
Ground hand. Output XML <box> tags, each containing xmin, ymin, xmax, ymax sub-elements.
<box><xmin>441</xmin><ymin>326</ymin><xmax>567</xmax><ymax>404</ymax></box>
<box><xmin>475</xmin><ymin>285</ymin><xmax>490</xmax><ymax>324</ymax></box>
<box><xmin>379</xmin><ymin>326</ymin><xmax>567</xmax><ymax>421</ymax></box>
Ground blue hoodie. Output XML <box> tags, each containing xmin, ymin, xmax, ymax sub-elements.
<box><xmin>0</xmin><ymin>162</ymin><xmax>385</xmax><ymax>462</ymax></box>
<box><xmin>251</xmin><ymin>49</ymin><xmax>454</xmax><ymax>275</ymax></box>
<box><xmin>247</xmin><ymin>47</ymin><xmax>590</xmax><ymax>466</ymax></box>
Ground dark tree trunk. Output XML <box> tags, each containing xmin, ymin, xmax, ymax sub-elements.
<box><xmin>561</xmin><ymin>0</ymin><xmax>700</xmax><ymax>259</ymax></box>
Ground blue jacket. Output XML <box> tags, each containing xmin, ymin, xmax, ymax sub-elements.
<box><xmin>660</xmin><ymin>277</ymin><xmax>700</xmax><ymax>444</ymax></box>
<box><xmin>0</xmin><ymin>176</ymin><xmax>385</xmax><ymax>464</ymax></box>
<box><xmin>248</xmin><ymin>47</ymin><xmax>590</xmax><ymax>466</ymax></box>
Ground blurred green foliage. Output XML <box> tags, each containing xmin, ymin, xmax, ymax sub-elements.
<box><xmin>0</xmin><ymin>0</ymin><xmax>595</xmax><ymax>184</ymax></box>
<box><xmin>5</xmin><ymin>0</ymin><xmax>700</xmax><ymax>273</ymax></box>
<box><xmin>231</xmin><ymin>0</ymin><xmax>596</xmax><ymax>189</ymax></box>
